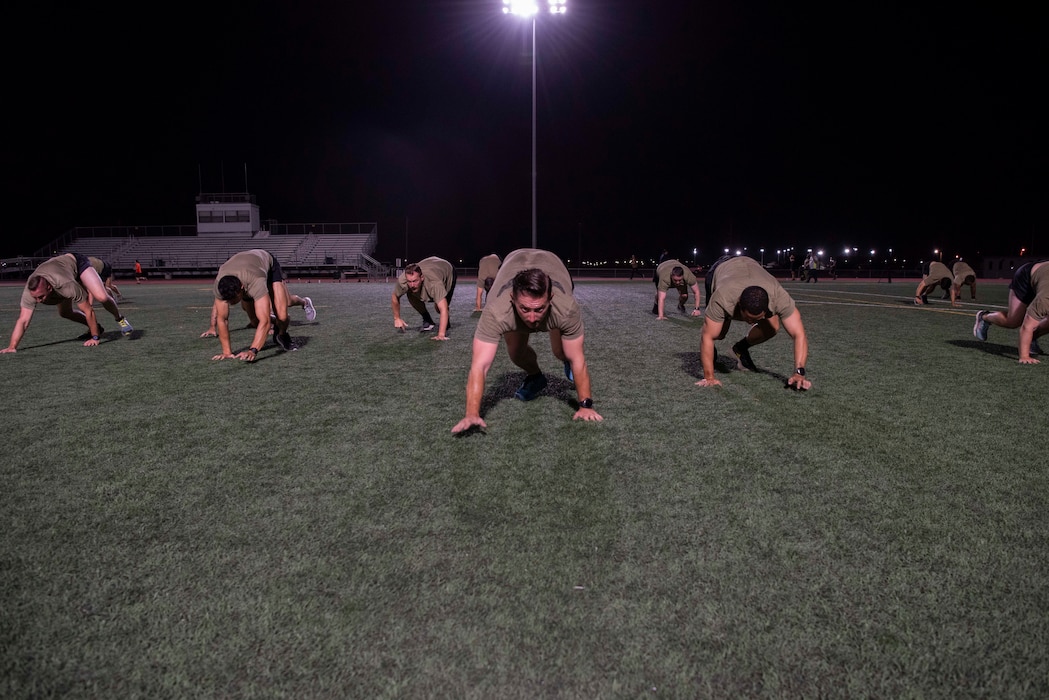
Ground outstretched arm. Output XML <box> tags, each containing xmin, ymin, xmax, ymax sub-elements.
<box><xmin>2</xmin><ymin>307</ymin><xmax>36</xmax><ymax>353</ymax></box>
<box><xmin>781</xmin><ymin>310</ymin><xmax>812</xmax><ymax>390</ymax></box>
<box><xmin>690</xmin><ymin>283</ymin><xmax>703</xmax><ymax>316</ymax></box>
<box><xmin>1017</xmin><ymin>314</ymin><xmax>1044</xmax><ymax>365</ymax></box>
<box><xmin>696</xmin><ymin>320</ymin><xmax>723</xmax><ymax>387</ymax></box>
<box><xmin>452</xmin><ymin>338</ymin><xmax>499</xmax><ymax>433</ymax></box>
<box><xmin>562</xmin><ymin>335</ymin><xmax>603</xmax><ymax>422</ymax></box>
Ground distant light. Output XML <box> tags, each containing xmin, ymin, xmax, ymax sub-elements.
<box><xmin>549</xmin><ymin>0</ymin><xmax>567</xmax><ymax>14</ymax></box>
<box><xmin>735</xmin><ymin>250</ymin><xmax>742</xmax><ymax>256</ymax></box>
<box><xmin>503</xmin><ymin>0</ymin><xmax>565</xmax><ymax>16</ymax></box>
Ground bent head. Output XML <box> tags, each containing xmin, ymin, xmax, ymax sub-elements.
<box><xmin>403</xmin><ymin>263</ymin><xmax>424</xmax><ymax>293</ymax></box>
<box><xmin>217</xmin><ymin>275</ymin><xmax>244</xmax><ymax>303</ymax></box>
<box><xmin>27</xmin><ymin>275</ymin><xmax>53</xmax><ymax>303</ymax></box>
<box><xmin>671</xmin><ymin>266</ymin><xmax>685</xmax><ymax>286</ymax></box>
<box><xmin>511</xmin><ymin>268</ymin><xmax>553</xmax><ymax>329</ymax></box>
<box><xmin>739</xmin><ymin>285</ymin><xmax>772</xmax><ymax>323</ymax></box>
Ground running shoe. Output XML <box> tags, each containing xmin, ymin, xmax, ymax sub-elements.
<box><xmin>564</xmin><ymin>360</ymin><xmax>574</xmax><ymax>383</ymax></box>
<box><xmin>973</xmin><ymin>310</ymin><xmax>990</xmax><ymax>342</ymax></box>
<box><xmin>303</xmin><ymin>297</ymin><xmax>317</xmax><ymax>322</ymax></box>
<box><xmin>420</xmin><ymin>322</ymin><xmax>436</xmax><ymax>332</ymax></box>
<box><xmin>118</xmin><ymin>317</ymin><xmax>133</xmax><ymax>336</ymax></box>
<box><xmin>732</xmin><ymin>342</ymin><xmax>757</xmax><ymax>371</ymax></box>
<box><xmin>514</xmin><ymin>373</ymin><xmax>548</xmax><ymax>401</ymax></box>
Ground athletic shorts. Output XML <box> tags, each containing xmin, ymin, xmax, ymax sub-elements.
<box><xmin>1010</xmin><ymin>262</ymin><xmax>1037</xmax><ymax>305</ymax></box>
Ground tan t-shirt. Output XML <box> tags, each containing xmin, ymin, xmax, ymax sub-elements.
<box><xmin>475</xmin><ymin>249</ymin><xmax>582</xmax><ymax>342</ymax></box>
<box><xmin>1026</xmin><ymin>262</ymin><xmax>1049</xmax><ymax>322</ymax></box>
<box><xmin>20</xmin><ymin>254</ymin><xmax>86</xmax><ymax>308</ymax></box>
<box><xmin>477</xmin><ymin>254</ymin><xmax>501</xmax><ymax>289</ymax></box>
<box><xmin>214</xmin><ymin>249</ymin><xmax>275</xmax><ymax>301</ymax></box>
<box><xmin>393</xmin><ymin>257</ymin><xmax>455</xmax><ymax>303</ymax></box>
<box><xmin>705</xmin><ymin>256</ymin><xmax>797</xmax><ymax>323</ymax></box>
<box><xmin>655</xmin><ymin>259</ymin><xmax>698</xmax><ymax>293</ymax></box>
<box><xmin>923</xmin><ymin>262</ymin><xmax>952</xmax><ymax>286</ymax></box>
<box><xmin>952</xmin><ymin>261</ymin><xmax>976</xmax><ymax>286</ymax></box>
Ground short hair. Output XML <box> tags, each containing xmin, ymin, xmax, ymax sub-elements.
<box><xmin>404</xmin><ymin>263</ymin><xmax>422</xmax><ymax>277</ymax></box>
<box><xmin>939</xmin><ymin>278</ymin><xmax>951</xmax><ymax>290</ymax></box>
<box><xmin>27</xmin><ymin>275</ymin><xmax>47</xmax><ymax>293</ymax></box>
<box><xmin>217</xmin><ymin>275</ymin><xmax>244</xmax><ymax>302</ymax></box>
<box><xmin>511</xmin><ymin>268</ymin><xmax>552</xmax><ymax>299</ymax></box>
<box><xmin>671</xmin><ymin>266</ymin><xmax>684</xmax><ymax>278</ymax></box>
<box><xmin>483</xmin><ymin>276</ymin><xmax>495</xmax><ymax>292</ymax></box>
<box><xmin>739</xmin><ymin>286</ymin><xmax>771</xmax><ymax>316</ymax></box>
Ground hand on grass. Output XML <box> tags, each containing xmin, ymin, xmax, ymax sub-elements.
<box><xmin>452</xmin><ymin>416</ymin><xmax>487</xmax><ymax>434</ymax></box>
<box><xmin>393</xmin><ymin>319</ymin><xmax>408</xmax><ymax>330</ymax></box>
<box><xmin>431</xmin><ymin>335</ymin><xmax>448</xmax><ymax>341</ymax></box>
<box><xmin>200</xmin><ymin>330</ymin><xmax>217</xmax><ymax>338</ymax></box>
<box><xmin>235</xmin><ymin>350</ymin><xmax>257</xmax><ymax>362</ymax></box>
<box><xmin>1</xmin><ymin>347</ymin><xmax>16</xmax><ymax>354</ymax></box>
<box><xmin>212</xmin><ymin>353</ymin><xmax>237</xmax><ymax>361</ymax></box>
<box><xmin>1019</xmin><ymin>357</ymin><xmax>1040</xmax><ymax>365</ymax></box>
<box><xmin>572</xmin><ymin>408</ymin><xmax>603</xmax><ymax>422</ymax></box>
<box><xmin>695</xmin><ymin>378</ymin><xmax>721</xmax><ymax>388</ymax></box>
<box><xmin>690</xmin><ymin>309</ymin><xmax>703</xmax><ymax>318</ymax></box>
<box><xmin>83</xmin><ymin>338</ymin><xmax>100</xmax><ymax>347</ymax></box>
<box><xmin>787</xmin><ymin>374</ymin><xmax>812</xmax><ymax>391</ymax></box>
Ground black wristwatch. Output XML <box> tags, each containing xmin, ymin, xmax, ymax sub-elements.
<box><xmin>579</xmin><ymin>398</ymin><xmax>594</xmax><ymax>409</ymax></box>
<box><xmin>91</xmin><ymin>335</ymin><xmax>100</xmax><ymax>341</ymax></box>
<box><xmin>794</xmin><ymin>367</ymin><xmax>806</xmax><ymax>376</ymax></box>
<box><xmin>248</xmin><ymin>347</ymin><xmax>259</xmax><ymax>355</ymax></box>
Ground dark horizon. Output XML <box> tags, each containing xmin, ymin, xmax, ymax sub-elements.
<box><xmin>4</xmin><ymin>1</ymin><xmax>1043</xmax><ymax>266</ymax></box>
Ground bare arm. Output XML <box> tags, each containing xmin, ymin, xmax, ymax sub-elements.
<box><xmin>212</xmin><ymin>300</ymin><xmax>236</xmax><ymax>359</ymax></box>
<box><xmin>433</xmin><ymin>298</ymin><xmax>450</xmax><ymax>340</ymax></box>
<box><xmin>452</xmin><ymin>338</ymin><xmax>499</xmax><ymax>433</ymax></box>
<box><xmin>656</xmin><ymin>290</ymin><xmax>668</xmax><ymax>319</ymax></box>
<box><xmin>2</xmin><ymin>307</ymin><xmax>35</xmax><ymax>353</ymax></box>
<box><xmin>781</xmin><ymin>310</ymin><xmax>812</xmax><ymax>390</ymax></box>
<box><xmin>1017</xmin><ymin>314</ymin><xmax>1042</xmax><ymax>364</ymax></box>
<box><xmin>696</xmin><ymin>320</ymin><xmax>723</xmax><ymax>387</ymax></box>
<box><xmin>562</xmin><ymin>335</ymin><xmax>602</xmax><ymax>422</ymax></box>
<box><xmin>475</xmin><ymin>287</ymin><xmax>483</xmax><ymax>311</ymax></box>
<box><xmin>391</xmin><ymin>291</ymin><xmax>407</xmax><ymax>329</ymax></box>
<box><xmin>242</xmin><ymin>296</ymin><xmax>273</xmax><ymax>360</ymax></box>
<box><xmin>690</xmin><ymin>283</ymin><xmax>703</xmax><ymax>316</ymax></box>
<box><xmin>75</xmin><ymin>299</ymin><xmax>103</xmax><ymax>346</ymax></box>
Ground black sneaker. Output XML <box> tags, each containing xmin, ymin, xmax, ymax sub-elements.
<box><xmin>515</xmin><ymin>373</ymin><xmax>548</xmax><ymax>401</ymax></box>
<box><xmin>732</xmin><ymin>342</ymin><xmax>757</xmax><ymax>371</ymax></box>
<box><xmin>651</xmin><ymin>303</ymin><xmax>659</xmax><ymax>315</ymax></box>
<box><xmin>274</xmin><ymin>328</ymin><xmax>293</xmax><ymax>351</ymax></box>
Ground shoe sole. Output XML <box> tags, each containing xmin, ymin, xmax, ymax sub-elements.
<box><xmin>973</xmin><ymin>312</ymin><xmax>988</xmax><ymax>341</ymax></box>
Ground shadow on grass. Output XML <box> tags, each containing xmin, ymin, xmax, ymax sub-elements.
<box><xmin>455</xmin><ymin>371</ymin><xmax>577</xmax><ymax>437</ymax></box>
<box><xmin>947</xmin><ymin>338</ymin><xmax>1017</xmax><ymax>358</ymax></box>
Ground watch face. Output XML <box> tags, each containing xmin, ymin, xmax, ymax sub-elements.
<box><xmin>579</xmin><ymin>398</ymin><xmax>593</xmax><ymax>409</ymax></box>
<box><xmin>795</xmin><ymin>368</ymin><xmax>805</xmax><ymax>376</ymax></box>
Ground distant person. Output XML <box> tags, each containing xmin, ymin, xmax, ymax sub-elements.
<box><xmin>828</xmin><ymin>256</ymin><xmax>837</xmax><ymax>280</ymax></box>
<box><xmin>2</xmin><ymin>253</ymin><xmax>134</xmax><ymax>353</ymax></box>
<box><xmin>629</xmin><ymin>254</ymin><xmax>640</xmax><ymax>280</ymax></box>
<box><xmin>652</xmin><ymin>259</ymin><xmax>703</xmax><ymax>318</ymax></box>
<box><xmin>474</xmin><ymin>253</ymin><xmax>501</xmax><ymax>311</ymax></box>
<box><xmin>914</xmin><ymin>261</ymin><xmax>953</xmax><ymax>305</ymax></box>
<box><xmin>88</xmin><ymin>256</ymin><xmax>122</xmax><ymax>300</ymax></box>
<box><xmin>392</xmin><ymin>256</ymin><xmax>457</xmax><ymax>339</ymax></box>
<box><xmin>209</xmin><ymin>249</ymin><xmax>305</xmax><ymax>361</ymax></box>
<box><xmin>973</xmin><ymin>259</ymin><xmax>1048</xmax><ymax>364</ymax></box>
<box><xmin>951</xmin><ymin>260</ymin><xmax>978</xmax><ymax>303</ymax></box>
<box><xmin>451</xmin><ymin>248</ymin><xmax>602</xmax><ymax>434</ymax></box>
<box><xmin>134</xmin><ymin>260</ymin><xmax>145</xmax><ymax>282</ymax></box>
<box><xmin>789</xmin><ymin>253</ymin><xmax>797</xmax><ymax>280</ymax></box>
<box><xmin>805</xmin><ymin>254</ymin><xmax>821</xmax><ymax>283</ymax></box>
<box><xmin>696</xmin><ymin>255</ymin><xmax>812</xmax><ymax>390</ymax></box>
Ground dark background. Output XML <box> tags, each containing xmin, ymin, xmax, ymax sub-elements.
<box><xmin>3</xmin><ymin>1</ymin><xmax>1044</xmax><ymax>267</ymax></box>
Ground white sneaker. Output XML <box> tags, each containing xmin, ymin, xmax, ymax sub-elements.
<box><xmin>303</xmin><ymin>297</ymin><xmax>316</xmax><ymax>322</ymax></box>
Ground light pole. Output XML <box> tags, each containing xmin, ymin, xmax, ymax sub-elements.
<box><xmin>503</xmin><ymin>0</ymin><xmax>566</xmax><ymax>249</ymax></box>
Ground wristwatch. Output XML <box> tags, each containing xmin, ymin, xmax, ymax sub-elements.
<box><xmin>795</xmin><ymin>367</ymin><xmax>806</xmax><ymax>376</ymax></box>
<box><xmin>579</xmin><ymin>398</ymin><xmax>594</xmax><ymax>409</ymax></box>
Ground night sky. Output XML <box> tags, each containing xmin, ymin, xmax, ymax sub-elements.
<box><xmin>4</xmin><ymin>1</ymin><xmax>1044</xmax><ymax>267</ymax></box>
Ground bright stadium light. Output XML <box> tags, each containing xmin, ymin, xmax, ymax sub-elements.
<box><xmin>503</xmin><ymin>0</ymin><xmax>567</xmax><ymax>248</ymax></box>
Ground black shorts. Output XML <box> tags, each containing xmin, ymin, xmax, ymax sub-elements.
<box><xmin>73</xmin><ymin>253</ymin><xmax>92</xmax><ymax>277</ymax></box>
<box><xmin>1009</xmin><ymin>262</ymin><xmax>1038</xmax><ymax>305</ymax></box>
<box><xmin>268</xmin><ymin>256</ymin><xmax>286</xmax><ymax>284</ymax></box>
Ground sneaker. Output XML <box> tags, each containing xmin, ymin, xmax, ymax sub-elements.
<box><xmin>77</xmin><ymin>325</ymin><xmax>104</xmax><ymax>341</ymax></box>
<box><xmin>118</xmin><ymin>317</ymin><xmax>133</xmax><ymax>336</ymax></box>
<box><xmin>921</xmin><ymin>293</ymin><xmax>929</xmax><ymax>305</ymax></box>
<box><xmin>732</xmin><ymin>342</ymin><xmax>757</xmax><ymax>371</ymax></box>
<box><xmin>514</xmin><ymin>373</ymin><xmax>548</xmax><ymax>401</ymax></box>
<box><xmin>1031</xmin><ymin>338</ymin><xmax>1044</xmax><ymax>356</ymax></box>
<box><xmin>973</xmin><ymin>310</ymin><xmax>990</xmax><ymax>341</ymax></box>
<box><xmin>651</xmin><ymin>303</ymin><xmax>659</xmax><ymax>315</ymax></box>
<box><xmin>273</xmin><ymin>327</ymin><xmax>293</xmax><ymax>351</ymax></box>
<box><xmin>419</xmin><ymin>322</ymin><xmax>436</xmax><ymax>332</ymax></box>
<box><xmin>563</xmin><ymin>360</ymin><xmax>574</xmax><ymax>383</ymax></box>
<box><xmin>303</xmin><ymin>297</ymin><xmax>316</xmax><ymax>322</ymax></box>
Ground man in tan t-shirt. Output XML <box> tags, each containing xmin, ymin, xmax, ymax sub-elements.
<box><xmin>652</xmin><ymin>258</ymin><xmax>702</xmax><ymax>319</ymax></box>
<box><xmin>452</xmin><ymin>248</ymin><xmax>603</xmax><ymax>434</ymax></box>
<box><xmin>209</xmin><ymin>249</ymin><xmax>309</xmax><ymax>361</ymax></box>
<box><xmin>698</xmin><ymin>255</ymin><xmax>811</xmax><ymax>390</ymax></box>
<box><xmin>2</xmin><ymin>253</ymin><xmax>134</xmax><ymax>353</ymax></box>
<box><xmin>391</xmin><ymin>256</ymin><xmax>457</xmax><ymax>340</ymax></box>
<box><xmin>950</xmin><ymin>260</ymin><xmax>978</xmax><ymax>304</ymax></box>
<box><xmin>914</xmin><ymin>261</ymin><xmax>953</xmax><ymax>306</ymax></box>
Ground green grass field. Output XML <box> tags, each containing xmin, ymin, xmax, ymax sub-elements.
<box><xmin>1</xmin><ymin>277</ymin><xmax>1046</xmax><ymax>698</ymax></box>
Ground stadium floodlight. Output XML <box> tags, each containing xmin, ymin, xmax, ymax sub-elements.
<box><xmin>503</xmin><ymin>0</ymin><xmax>567</xmax><ymax>248</ymax></box>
